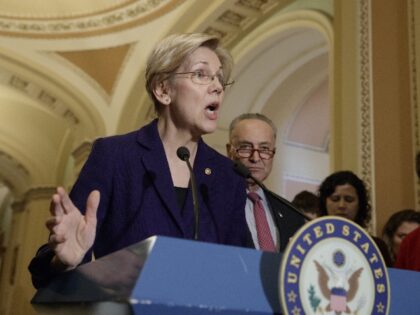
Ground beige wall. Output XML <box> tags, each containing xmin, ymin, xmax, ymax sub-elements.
<box><xmin>371</xmin><ymin>0</ymin><xmax>416</xmax><ymax>233</ymax></box>
<box><xmin>333</xmin><ymin>0</ymin><xmax>418</xmax><ymax>235</ymax></box>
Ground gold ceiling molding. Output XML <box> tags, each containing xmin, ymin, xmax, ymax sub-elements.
<box><xmin>0</xmin><ymin>150</ymin><xmax>30</xmax><ymax>193</ymax></box>
<box><xmin>22</xmin><ymin>186</ymin><xmax>56</xmax><ymax>202</ymax></box>
<box><xmin>0</xmin><ymin>0</ymin><xmax>136</xmax><ymax>20</ymax></box>
<box><xmin>0</xmin><ymin>0</ymin><xmax>184</xmax><ymax>39</ymax></box>
<box><xmin>0</xmin><ymin>151</ymin><xmax>30</xmax><ymax>177</ymax></box>
<box><xmin>72</xmin><ymin>141</ymin><xmax>93</xmax><ymax>166</ymax></box>
<box><xmin>12</xmin><ymin>186</ymin><xmax>56</xmax><ymax>211</ymax></box>
<box><xmin>203</xmin><ymin>0</ymin><xmax>285</xmax><ymax>47</ymax></box>
<box><xmin>0</xmin><ymin>68</ymin><xmax>79</xmax><ymax>125</ymax></box>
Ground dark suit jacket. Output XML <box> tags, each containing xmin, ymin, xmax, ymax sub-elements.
<box><xmin>29</xmin><ymin>119</ymin><xmax>249</xmax><ymax>288</ymax></box>
<box><xmin>71</xmin><ymin>119</ymin><xmax>249</xmax><ymax>260</ymax></box>
<box><xmin>265</xmin><ymin>192</ymin><xmax>306</xmax><ymax>253</ymax></box>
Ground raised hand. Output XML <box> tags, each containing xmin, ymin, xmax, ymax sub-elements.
<box><xmin>45</xmin><ymin>186</ymin><xmax>100</xmax><ymax>270</ymax></box>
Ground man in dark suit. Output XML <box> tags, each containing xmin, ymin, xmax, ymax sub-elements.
<box><xmin>227</xmin><ymin>113</ymin><xmax>305</xmax><ymax>253</ymax></box>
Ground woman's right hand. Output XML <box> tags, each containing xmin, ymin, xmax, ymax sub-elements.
<box><xmin>45</xmin><ymin>187</ymin><xmax>100</xmax><ymax>270</ymax></box>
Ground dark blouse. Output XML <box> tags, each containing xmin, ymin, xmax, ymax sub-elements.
<box><xmin>174</xmin><ymin>186</ymin><xmax>188</xmax><ymax>212</ymax></box>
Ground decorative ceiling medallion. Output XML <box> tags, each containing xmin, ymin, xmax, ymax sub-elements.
<box><xmin>0</xmin><ymin>0</ymin><xmax>182</xmax><ymax>38</ymax></box>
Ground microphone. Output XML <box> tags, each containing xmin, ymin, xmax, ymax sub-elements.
<box><xmin>233</xmin><ymin>161</ymin><xmax>311</xmax><ymax>221</ymax></box>
<box><xmin>177</xmin><ymin>146</ymin><xmax>190</xmax><ymax>161</ymax></box>
<box><xmin>176</xmin><ymin>146</ymin><xmax>200</xmax><ymax>240</ymax></box>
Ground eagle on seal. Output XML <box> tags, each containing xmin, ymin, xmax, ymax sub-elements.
<box><xmin>314</xmin><ymin>260</ymin><xmax>363</xmax><ymax>314</ymax></box>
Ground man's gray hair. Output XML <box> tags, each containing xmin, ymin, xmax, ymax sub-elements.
<box><xmin>229</xmin><ymin>113</ymin><xmax>277</xmax><ymax>141</ymax></box>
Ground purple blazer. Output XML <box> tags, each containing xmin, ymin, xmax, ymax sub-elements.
<box><xmin>72</xmin><ymin>119</ymin><xmax>249</xmax><ymax>259</ymax></box>
<box><xmin>29</xmin><ymin>119</ymin><xmax>249</xmax><ymax>287</ymax></box>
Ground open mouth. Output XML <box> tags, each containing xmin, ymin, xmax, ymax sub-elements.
<box><xmin>206</xmin><ymin>102</ymin><xmax>219</xmax><ymax>113</ymax></box>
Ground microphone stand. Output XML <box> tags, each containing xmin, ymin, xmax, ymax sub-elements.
<box><xmin>185</xmin><ymin>159</ymin><xmax>200</xmax><ymax>240</ymax></box>
<box><xmin>177</xmin><ymin>146</ymin><xmax>200</xmax><ymax>240</ymax></box>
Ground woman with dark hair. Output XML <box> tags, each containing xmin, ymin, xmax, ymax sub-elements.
<box><xmin>382</xmin><ymin>209</ymin><xmax>420</xmax><ymax>265</ymax></box>
<box><xmin>318</xmin><ymin>170</ymin><xmax>392</xmax><ymax>266</ymax></box>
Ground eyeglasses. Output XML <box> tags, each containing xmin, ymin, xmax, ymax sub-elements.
<box><xmin>171</xmin><ymin>70</ymin><xmax>234</xmax><ymax>90</ymax></box>
<box><xmin>234</xmin><ymin>146</ymin><xmax>275</xmax><ymax>160</ymax></box>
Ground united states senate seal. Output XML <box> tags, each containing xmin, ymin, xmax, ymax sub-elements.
<box><xmin>280</xmin><ymin>216</ymin><xmax>390</xmax><ymax>315</ymax></box>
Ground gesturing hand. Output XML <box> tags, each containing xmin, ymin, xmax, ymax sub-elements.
<box><xmin>46</xmin><ymin>187</ymin><xmax>100</xmax><ymax>270</ymax></box>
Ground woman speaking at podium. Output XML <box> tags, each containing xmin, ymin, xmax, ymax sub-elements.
<box><xmin>29</xmin><ymin>33</ymin><xmax>250</xmax><ymax>288</ymax></box>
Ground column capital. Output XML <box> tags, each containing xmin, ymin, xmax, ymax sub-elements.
<box><xmin>12</xmin><ymin>186</ymin><xmax>56</xmax><ymax>212</ymax></box>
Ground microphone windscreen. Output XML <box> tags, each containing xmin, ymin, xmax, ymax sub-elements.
<box><xmin>177</xmin><ymin>146</ymin><xmax>190</xmax><ymax>161</ymax></box>
<box><xmin>233</xmin><ymin>161</ymin><xmax>251</xmax><ymax>178</ymax></box>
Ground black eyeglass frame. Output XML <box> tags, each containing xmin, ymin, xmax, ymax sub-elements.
<box><xmin>234</xmin><ymin>146</ymin><xmax>276</xmax><ymax>160</ymax></box>
<box><xmin>169</xmin><ymin>71</ymin><xmax>235</xmax><ymax>90</ymax></box>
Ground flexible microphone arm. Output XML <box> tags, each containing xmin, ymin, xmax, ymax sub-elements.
<box><xmin>177</xmin><ymin>146</ymin><xmax>200</xmax><ymax>240</ymax></box>
<box><xmin>233</xmin><ymin>161</ymin><xmax>311</xmax><ymax>221</ymax></box>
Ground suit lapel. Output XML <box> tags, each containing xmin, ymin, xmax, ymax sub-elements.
<box><xmin>265</xmin><ymin>192</ymin><xmax>287</xmax><ymax>251</ymax></box>
<box><xmin>193</xmin><ymin>140</ymin><xmax>217</xmax><ymax>201</ymax></box>
<box><xmin>190</xmin><ymin>140</ymin><xmax>219</xmax><ymax>240</ymax></box>
<box><xmin>136</xmin><ymin>120</ymin><xmax>186</xmax><ymax>235</ymax></box>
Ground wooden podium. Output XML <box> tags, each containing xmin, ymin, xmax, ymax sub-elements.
<box><xmin>31</xmin><ymin>236</ymin><xmax>420</xmax><ymax>314</ymax></box>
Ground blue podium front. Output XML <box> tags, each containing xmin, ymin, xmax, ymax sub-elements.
<box><xmin>130</xmin><ymin>236</ymin><xmax>282</xmax><ymax>314</ymax></box>
<box><xmin>32</xmin><ymin>236</ymin><xmax>283</xmax><ymax>314</ymax></box>
<box><xmin>31</xmin><ymin>236</ymin><xmax>420</xmax><ymax>314</ymax></box>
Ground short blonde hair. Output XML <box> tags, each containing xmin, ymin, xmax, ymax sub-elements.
<box><xmin>145</xmin><ymin>33</ymin><xmax>233</xmax><ymax>113</ymax></box>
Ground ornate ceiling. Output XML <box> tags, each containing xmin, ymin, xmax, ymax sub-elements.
<box><xmin>0</xmin><ymin>0</ymin><xmax>332</xmax><ymax>205</ymax></box>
